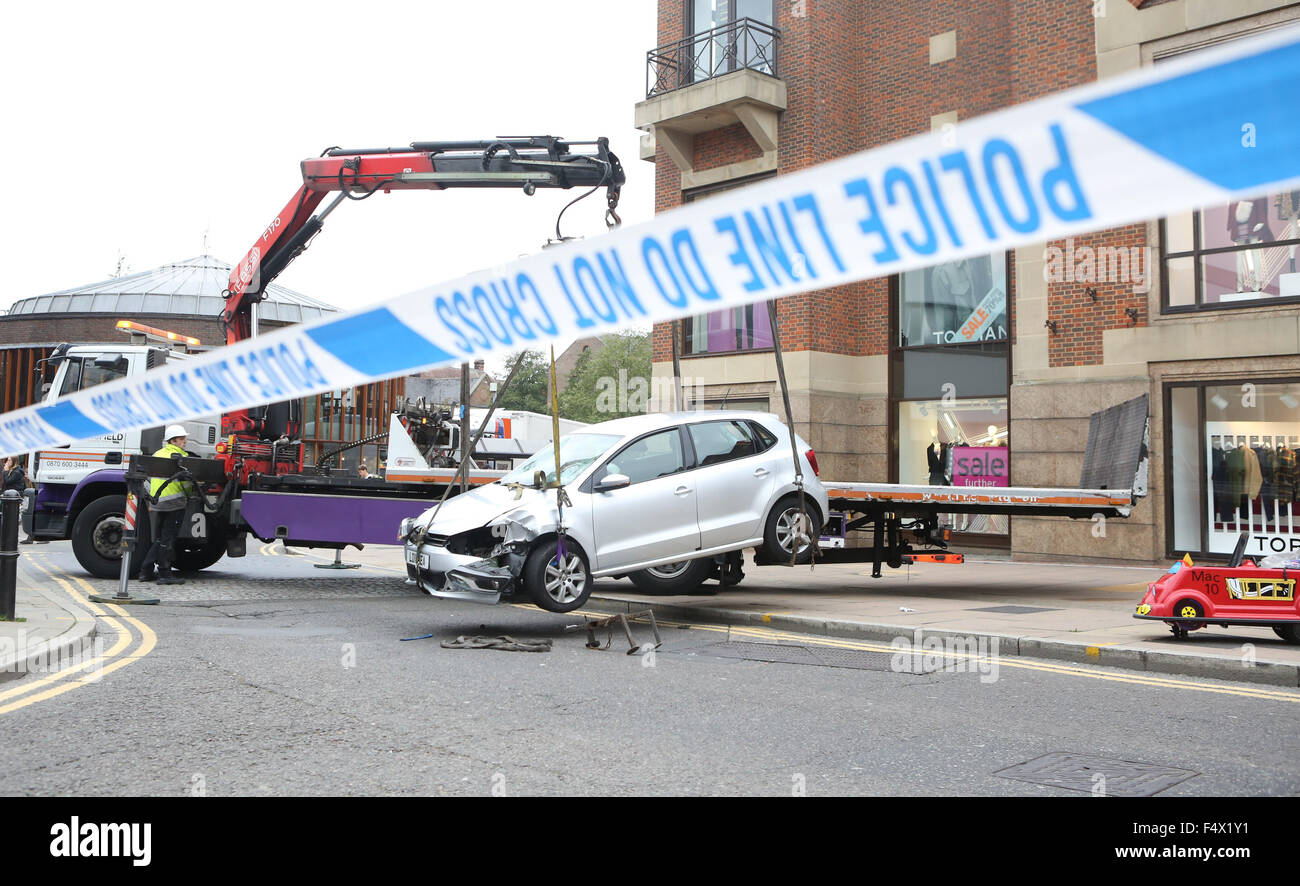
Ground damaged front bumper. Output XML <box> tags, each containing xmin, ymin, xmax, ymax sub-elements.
<box><xmin>406</xmin><ymin>543</ymin><xmax>514</xmax><ymax>604</ymax></box>
<box><xmin>404</xmin><ymin>509</ymin><xmax>541</xmax><ymax>605</ymax></box>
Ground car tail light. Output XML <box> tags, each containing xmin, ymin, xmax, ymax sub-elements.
<box><xmin>805</xmin><ymin>449</ymin><xmax>820</xmax><ymax>476</ymax></box>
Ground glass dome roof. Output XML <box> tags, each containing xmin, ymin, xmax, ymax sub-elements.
<box><xmin>6</xmin><ymin>255</ymin><xmax>337</xmax><ymax>324</ymax></box>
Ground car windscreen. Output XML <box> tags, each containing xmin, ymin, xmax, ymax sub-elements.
<box><xmin>499</xmin><ymin>433</ymin><xmax>621</xmax><ymax>487</ymax></box>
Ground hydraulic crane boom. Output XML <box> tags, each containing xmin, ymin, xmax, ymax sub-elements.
<box><xmin>220</xmin><ymin>136</ymin><xmax>624</xmax><ymax>440</ymax></box>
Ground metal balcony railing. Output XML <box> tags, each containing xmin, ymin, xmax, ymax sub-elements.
<box><xmin>645</xmin><ymin>17</ymin><xmax>779</xmax><ymax>99</ymax></box>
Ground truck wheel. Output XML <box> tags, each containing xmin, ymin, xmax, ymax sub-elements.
<box><xmin>762</xmin><ymin>495</ymin><xmax>821</xmax><ymax>565</ymax></box>
<box><xmin>523</xmin><ymin>539</ymin><xmax>592</xmax><ymax>613</ymax></box>
<box><xmin>173</xmin><ymin>538</ymin><xmax>225</xmax><ymax>573</ymax></box>
<box><xmin>1273</xmin><ymin>624</ymin><xmax>1300</xmax><ymax>644</ymax></box>
<box><xmin>72</xmin><ymin>495</ymin><xmax>142</xmax><ymax>579</ymax></box>
<box><xmin>629</xmin><ymin>559</ymin><xmax>712</xmax><ymax>595</ymax></box>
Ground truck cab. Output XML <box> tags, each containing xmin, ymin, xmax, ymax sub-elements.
<box><xmin>29</xmin><ymin>330</ymin><xmax>220</xmax><ymax>576</ymax></box>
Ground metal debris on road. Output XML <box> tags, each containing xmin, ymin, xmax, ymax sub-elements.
<box><xmin>569</xmin><ymin>610</ymin><xmax>662</xmax><ymax>655</ymax></box>
<box><xmin>440</xmin><ymin>635</ymin><xmax>553</xmax><ymax>652</ymax></box>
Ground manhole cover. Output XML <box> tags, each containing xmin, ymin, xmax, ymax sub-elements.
<box><xmin>995</xmin><ymin>752</ymin><xmax>1197</xmax><ymax>796</ymax></box>
<box><xmin>700</xmin><ymin>641</ymin><xmax>945</xmax><ymax>674</ymax></box>
<box><xmin>970</xmin><ymin>605</ymin><xmax>1060</xmax><ymax>614</ymax></box>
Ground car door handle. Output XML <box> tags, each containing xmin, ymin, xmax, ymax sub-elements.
<box><xmin>674</xmin><ymin>485</ymin><xmax>692</xmax><ymax>496</ymax></box>
<box><xmin>753</xmin><ymin>468</ymin><xmax>770</xmax><ymax>478</ymax></box>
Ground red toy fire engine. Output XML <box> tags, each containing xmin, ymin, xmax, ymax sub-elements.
<box><xmin>1135</xmin><ymin>532</ymin><xmax>1300</xmax><ymax>643</ymax></box>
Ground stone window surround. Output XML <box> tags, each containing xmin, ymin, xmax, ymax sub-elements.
<box><xmin>1095</xmin><ymin>1</ymin><xmax>1300</xmax><ymax>331</ymax></box>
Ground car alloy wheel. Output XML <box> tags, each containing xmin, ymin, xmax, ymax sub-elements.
<box><xmin>775</xmin><ymin>507</ymin><xmax>813</xmax><ymax>554</ymax></box>
<box><xmin>645</xmin><ymin>561</ymin><xmax>690</xmax><ymax>579</ymax></box>
<box><xmin>544</xmin><ymin>551</ymin><xmax>587</xmax><ymax>605</ymax></box>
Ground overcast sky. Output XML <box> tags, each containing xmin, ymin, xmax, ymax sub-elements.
<box><xmin>1</xmin><ymin>0</ymin><xmax>657</xmax><ymax>367</ymax></box>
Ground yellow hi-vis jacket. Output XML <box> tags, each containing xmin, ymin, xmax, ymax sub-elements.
<box><xmin>149</xmin><ymin>442</ymin><xmax>195</xmax><ymax>511</ymax></box>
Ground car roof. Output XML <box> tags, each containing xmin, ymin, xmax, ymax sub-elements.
<box><xmin>577</xmin><ymin>410</ymin><xmax>783</xmax><ymax>438</ymax></box>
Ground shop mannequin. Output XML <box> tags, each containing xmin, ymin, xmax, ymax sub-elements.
<box><xmin>1225</xmin><ymin>438</ymin><xmax>1262</xmax><ymax>522</ymax></box>
<box><xmin>1253</xmin><ymin>439</ymin><xmax>1275</xmax><ymax>522</ymax></box>
<box><xmin>1279</xmin><ymin>192</ymin><xmax>1300</xmax><ymax>275</ymax></box>
<box><xmin>1228</xmin><ymin>200</ymin><xmax>1272</xmax><ymax>292</ymax></box>
<box><xmin>926</xmin><ymin>428</ymin><xmax>948</xmax><ymax>486</ymax></box>
<box><xmin>1211</xmin><ymin>437</ymin><xmax>1231</xmax><ymax>523</ymax></box>
<box><xmin>1276</xmin><ymin>441</ymin><xmax>1298</xmax><ymax>505</ymax></box>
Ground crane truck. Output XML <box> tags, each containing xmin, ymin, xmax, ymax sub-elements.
<box><xmin>25</xmin><ymin>137</ymin><xmax>624</xmax><ymax>578</ymax></box>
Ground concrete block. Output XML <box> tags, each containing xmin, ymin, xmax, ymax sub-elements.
<box><xmin>929</xmin><ymin>30</ymin><xmax>956</xmax><ymax>64</ymax></box>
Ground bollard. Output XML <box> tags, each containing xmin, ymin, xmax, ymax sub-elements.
<box><xmin>89</xmin><ymin>469</ymin><xmax>158</xmax><ymax>605</ymax></box>
<box><xmin>0</xmin><ymin>490</ymin><xmax>19</xmax><ymax>620</ymax></box>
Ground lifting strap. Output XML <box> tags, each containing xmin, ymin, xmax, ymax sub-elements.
<box><xmin>549</xmin><ymin>345</ymin><xmax>572</xmax><ymax>567</ymax></box>
<box><xmin>409</xmin><ymin>355</ymin><xmax>524</xmax><ymax>549</ymax></box>
<box><xmin>766</xmin><ymin>299</ymin><xmax>815</xmax><ymax>569</ymax></box>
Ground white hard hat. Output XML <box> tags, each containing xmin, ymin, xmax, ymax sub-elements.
<box><xmin>165</xmin><ymin>424</ymin><xmax>188</xmax><ymax>441</ymax></box>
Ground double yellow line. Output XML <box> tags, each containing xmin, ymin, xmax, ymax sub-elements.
<box><xmin>559</xmin><ymin>605</ymin><xmax>1300</xmax><ymax>704</ymax></box>
<box><xmin>0</xmin><ymin>557</ymin><xmax>157</xmax><ymax>716</ymax></box>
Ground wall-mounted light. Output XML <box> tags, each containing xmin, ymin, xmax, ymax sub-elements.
<box><xmin>1044</xmin><ymin>319</ymin><xmax>1060</xmax><ymax>335</ymax></box>
<box><xmin>1085</xmin><ymin>286</ymin><xmax>1099</xmax><ymax>303</ymax></box>
<box><xmin>1124</xmin><ymin>307</ymin><xmax>1139</xmax><ymax>325</ymax></box>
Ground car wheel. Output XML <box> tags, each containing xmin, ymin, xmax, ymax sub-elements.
<box><xmin>523</xmin><ymin>538</ymin><xmax>592</xmax><ymax>613</ymax></box>
<box><xmin>1273</xmin><ymin>624</ymin><xmax>1300</xmax><ymax>644</ymax></box>
<box><xmin>629</xmin><ymin>558</ymin><xmax>712</xmax><ymax>595</ymax></box>
<box><xmin>763</xmin><ymin>495</ymin><xmax>822</xmax><ymax>565</ymax></box>
<box><xmin>1173</xmin><ymin>598</ymin><xmax>1204</xmax><ymax>630</ymax></box>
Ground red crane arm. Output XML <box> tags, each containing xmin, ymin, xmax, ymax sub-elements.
<box><xmin>219</xmin><ymin>136</ymin><xmax>623</xmax><ymax>441</ymax></box>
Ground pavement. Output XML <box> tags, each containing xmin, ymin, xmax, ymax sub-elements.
<box><xmin>0</xmin><ymin>549</ymin><xmax>98</xmax><ymax>686</ymax></box>
<box><xmin>581</xmin><ymin>556</ymin><xmax>1300</xmax><ymax>688</ymax></box>
<box><xmin>4</xmin><ymin>541</ymin><xmax>1299</xmax><ymax>689</ymax></box>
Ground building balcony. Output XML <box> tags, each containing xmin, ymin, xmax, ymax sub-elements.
<box><xmin>635</xmin><ymin>18</ymin><xmax>786</xmax><ymax>190</ymax></box>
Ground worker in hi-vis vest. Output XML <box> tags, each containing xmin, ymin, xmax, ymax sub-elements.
<box><xmin>138</xmin><ymin>425</ymin><xmax>195</xmax><ymax>585</ymax></box>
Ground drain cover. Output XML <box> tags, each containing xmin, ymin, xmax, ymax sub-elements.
<box><xmin>971</xmin><ymin>605</ymin><xmax>1060</xmax><ymax>614</ymax></box>
<box><xmin>995</xmin><ymin>752</ymin><xmax>1197</xmax><ymax>796</ymax></box>
<box><xmin>700</xmin><ymin>641</ymin><xmax>945</xmax><ymax>674</ymax></box>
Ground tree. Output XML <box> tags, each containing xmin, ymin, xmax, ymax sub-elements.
<box><xmin>559</xmin><ymin>331</ymin><xmax>652</xmax><ymax>424</ymax></box>
<box><xmin>496</xmin><ymin>349</ymin><xmax>551</xmax><ymax>415</ymax></box>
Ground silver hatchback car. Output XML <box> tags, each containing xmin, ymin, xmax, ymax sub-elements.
<box><xmin>400</xmin><ymin>410</ymin><xmax>828</xmax><ymax>612</ymax></box>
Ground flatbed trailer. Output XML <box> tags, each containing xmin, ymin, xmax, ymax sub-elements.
<box><xmin>795</xmin><ymin>395</ymin><xmax>1150</xmax><ymax>577</ymax></box>
<box><xmin>814</xmin><ymin>482</ymin><xmax>1135</xmax><ymax>576</ymax></box>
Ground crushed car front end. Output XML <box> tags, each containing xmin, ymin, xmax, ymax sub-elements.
<box><xmin>401</xmin><ymin>507</ymin><xmax>549</xmax><ymax>604</ymax></box>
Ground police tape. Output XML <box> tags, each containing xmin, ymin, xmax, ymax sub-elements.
<box><xmin>5</xmin><ymin>25</ymin><xmax>1300</xmax><ymax>456</ymax></box>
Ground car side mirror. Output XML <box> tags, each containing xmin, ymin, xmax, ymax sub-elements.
<box><xmin>595</xmin><ymin>473</ymin><xmax>630</xmax><ymax>493</ymax></box>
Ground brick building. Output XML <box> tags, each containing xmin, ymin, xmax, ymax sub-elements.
<box><xmin>636</xmin><ymin>0</ymin><xmax>1300</xmax><ymax>564</ymax></box>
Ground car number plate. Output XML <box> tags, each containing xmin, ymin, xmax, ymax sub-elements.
<box><xmin>406</xmin><ymin>549</ymin><xmax>429</xmax><ymax>569</ymax></box>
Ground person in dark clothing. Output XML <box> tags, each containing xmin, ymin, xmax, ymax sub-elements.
<box><xmin>137</xmin><ymin>426</ymin><xmax>195</xmax><ymax>585</ymax></box>
<box><xmin>2</xmin><ymin>457</ymin><xmax>39</xmax><ymax>544</ymax></box>
<box><xmin>2</xmin><ymin>457</ymin><xmax>23</xmax><ymax>495</ymax></box>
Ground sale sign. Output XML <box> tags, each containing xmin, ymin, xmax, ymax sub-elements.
<box><xmin>952</xmin><ymin>446</ymin><xmax>1009</xmax><ymax>488</ymax></box>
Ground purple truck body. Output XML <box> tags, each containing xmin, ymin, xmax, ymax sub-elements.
<box><xmin>238</xmin><ymin>490</ymin><xmax>430</xmax><ymax>546</ymax></box>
